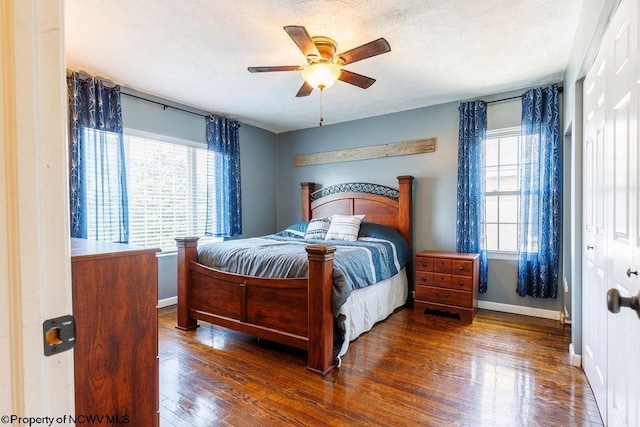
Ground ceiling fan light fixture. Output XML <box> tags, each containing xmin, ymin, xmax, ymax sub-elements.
<box><xmin>301</xmin><ymin>62</ymin><xmax>341</xmax><ymax>90</ymax></box>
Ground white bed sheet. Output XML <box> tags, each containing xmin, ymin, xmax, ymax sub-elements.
<box><xmin>337</xmin><ymin>267</ymin><xmax>408</xmax><ymax>358</ymax></box>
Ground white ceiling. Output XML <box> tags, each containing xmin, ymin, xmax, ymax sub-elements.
<box><xmin>65</xmin><ymin>0</ymin><xmax>584</xmax><ymax>134</ymax></box>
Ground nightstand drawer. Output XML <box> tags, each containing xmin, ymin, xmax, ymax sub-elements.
<box><xmin>451</xmin><ymin>260</ymin><xmax>473</xmax><ymax>276</ymax></box>
<box><xmin>450</xmin><ymin>275</ymin><xmax>473</xmax><ymax>291</ymax></box>
<box><xmin>433</xmin><ymin>258</ymin><xmax>451</xmax><ymax>274</ymax></box>
<box><xmin>434</xmin><ymin>273</ymin><xmax>451</xmax><ymax>287</ymax></box>
<box><xmin>415</xmin><ymin>257</ymin><xmax>433</xmax><ymax>272</ymax></box>
<box><xmin>416</xmin><ymin>272</ymin><xmax>433</xmax><ymax>285</ymax></box>
<box><xmin>415</xmin><ymin>285</ymin><xmax>472</xmax><ymax>307</ymax></box>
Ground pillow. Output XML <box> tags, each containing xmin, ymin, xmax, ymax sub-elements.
<box><xmin>324</xmin><ymin>214</ymin><xmax>365</xmax><ymax>241</ymax></box>
<box><xmin>285</xmin><ymin>222</ymin><xmax>308</xmax><ymax>233</ymax></box>
<box><xmin>304</xmin><ymin>217</ymin><xmax>332</xmax><ymax>240</ymax></box>
<box><xmin>357</xmin><ymin>222</ymin><xmax>411</xmax><ymax>267</ymax></box>
<box><xmin>275</xmin><ymin>222</ymin><xmax>308</xmax><ymax>238</ymax></box>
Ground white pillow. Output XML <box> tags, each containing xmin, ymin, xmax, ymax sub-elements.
<box><xmin>325</xmin><ymin>214</ymin><xmax>365</xmax><ymax>241</ymax></box>
<box><xmin>304</xmin><ymin>217</ymin><xmax>332</xmax><ymax>240</ymax></box>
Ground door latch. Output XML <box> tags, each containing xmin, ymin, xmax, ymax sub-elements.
<box><xmin>42</xmin><ymin>315</ymin><xmax>75</xmax><ymax>356</ymax></box>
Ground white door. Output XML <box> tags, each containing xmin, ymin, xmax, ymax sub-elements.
<box><xmin>582</xmin><ymin>47</ymin><xmax>608</xmax><ymax>419</ymax></box>
<box><xmin>0</xmin><ymin>0</ymin><xmax>74</xmax><ymax>420</ymax></box>
<box><xmin>583</xmin><ymin>0</ymin><xmax>640</xmax><ymax>424</ymax></box>
<box><xmin>605</xmin><ymin>0</ymin><xmax>640</xmax><ymax>424</ymax></box>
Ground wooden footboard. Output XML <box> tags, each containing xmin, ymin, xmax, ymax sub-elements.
<box><xmin>176</xmin><ymin>237</ymin><xmax>337</xmax><ymax>375</ymax></box>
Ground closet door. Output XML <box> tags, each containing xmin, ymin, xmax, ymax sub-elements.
<box><xmin>582</xmin><ymin>47</ymin><xmax>608</xmax><ymax>419</ymax></box>
<box><xmin>605</xmin><ymin>0</ymin><xmax>640</xmax><ymax>424</ymax></box>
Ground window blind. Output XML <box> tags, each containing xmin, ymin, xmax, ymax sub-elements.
<box><xmin>84</xmin><ymin>128</ymin><xmax>220</xmax><ymax>249</ymax></box>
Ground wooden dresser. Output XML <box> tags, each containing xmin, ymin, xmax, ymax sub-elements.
<box><xmin>414</xmin><ymin>250</ymin><xmax>479</xmax><ymax>324</ymax></box>
<box><xmin>71</xmin><ymin>238</ymin><xmax>159</xmax><ymax>426</ymax></box>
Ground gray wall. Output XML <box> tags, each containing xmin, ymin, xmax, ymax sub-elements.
<box><xmin>276</xmin><ymin>91</ymin><xmax>563</xmax><ymax>313</ymax></box>
<box><xmin>121</xmin><ymin>90</ymin><xmax>278</xmax><ymax>302</ymax></box>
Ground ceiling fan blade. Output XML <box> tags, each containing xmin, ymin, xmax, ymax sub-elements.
<box><xmin>336</xmin><ymin>38</ymin><xmax>391</xmax><ymax>65</ymax></box>
<box><xmin>295</xmin><ymin>81</ymin><xmax>314</xmax><ymax>97</ymax></box>
<box><xmin>284</xmin><ymin>25</ymin><xmax>321</xmax><ymax>59</ymax></box>
<box><xmin>338</xmin><ymin>69</ymin><xmax>376</xmax><ymax>89</ymax></box>
<box><xmin>248</xmin><ymin>66</ymin><xmax>302</xmax><ymax>73</ymax></box>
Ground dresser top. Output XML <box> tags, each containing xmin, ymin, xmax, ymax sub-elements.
<box><xmin>71</xmin><ymin>238</ymin><xmax>160</xmax><ymax>260</ymax></box>
<box><xmin>415</xmin><ymin>250</ymin><xmax>479</xmax><ymax>260</ymax></box>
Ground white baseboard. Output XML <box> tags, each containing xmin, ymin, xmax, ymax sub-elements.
<box><xmin>478</xmin><ymin>300</ymin><xmax>562</xmax><ymax>321</ymax></box>
<box><xmin>560</xmin><ymin>310</ymin><xmax>572</xmax><ymax>325</ymax></box>
<box><xmin>569</xmin><ymin>343</ymin><xmax>582</xmax><ymax>367</ymax></box>
<box><xmin>157</xmin><ymin>296</ymin><xmax>177</xmax><ymax>308</ymax></box>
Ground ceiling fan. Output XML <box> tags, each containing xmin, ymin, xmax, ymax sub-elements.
<box><xmin>248</xmin><ymin>25</ymin><xmax>391</xmax><ymax>97</ymax></box>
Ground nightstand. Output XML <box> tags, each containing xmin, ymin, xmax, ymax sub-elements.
<box><xmin>413</xmin><ymin>250</ymin><xmax>479</xmax><ymax>324</ymax></box>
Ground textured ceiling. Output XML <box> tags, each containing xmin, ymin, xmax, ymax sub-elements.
<box><xmin>65</xmin><ymin>0</ymin><xmax>584</xmax><ymax>133</ymax></box>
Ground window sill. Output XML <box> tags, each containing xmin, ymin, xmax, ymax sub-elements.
<box><xmin>487</xmin><ymin>251</ymin><xmax>518</xmax><ymax>261</ymax></box>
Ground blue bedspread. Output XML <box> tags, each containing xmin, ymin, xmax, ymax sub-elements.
<box><xmin>197</xmin><ymin>223</ymin><xmax>410</xmax><ymax>316</ymax></box>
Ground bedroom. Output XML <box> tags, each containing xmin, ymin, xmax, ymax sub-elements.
<box><xmin>2</xmin><ymin>0</ymin><xmax>638</xmax><ymax>425</ymax></box>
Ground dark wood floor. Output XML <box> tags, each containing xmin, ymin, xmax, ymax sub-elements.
<box><xmin>158</xmin><ymin>306</ymin><xmax>602</xmax><ymax>426</ymax></box>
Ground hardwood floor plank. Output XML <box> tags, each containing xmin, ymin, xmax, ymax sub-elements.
<box><xmin>159</xmin><ymin>306</ymin><xmax>602</xmax><ymax>426</ymax></box>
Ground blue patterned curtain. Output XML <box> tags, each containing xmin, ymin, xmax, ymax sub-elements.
<box><xmin>205</xmin><ymin>114</ymin><xmax>242</xmax><ymax>237</ymax></box>
<box><xmin>456</xmin><ymin>101</ymin><xmax>488</xmax><ymax>292</ymax></box>
<box><xmin>517</xmin><ymin>84</ymin><xmax>561</xmax><ymax>298</ymax></box>
<box><xmin>67</xmin><ymin>72</ymin><xmax>128</xmax><ymax>243</ymax></box>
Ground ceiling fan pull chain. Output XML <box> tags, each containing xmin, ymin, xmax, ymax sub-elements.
<box><xmin>319</xmin><ymin>86</ymin><xmax>324</xmax><ymax>126</ymax></box>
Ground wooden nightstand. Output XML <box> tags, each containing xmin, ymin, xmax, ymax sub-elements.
<box><xmin>413</xmin><ymin>250</ymin><xmax>479</xmax><ymax>324</ymax></box>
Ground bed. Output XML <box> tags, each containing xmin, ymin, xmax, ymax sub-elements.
<box><xmin>175</xmin><ymin>175</ymin><xmax>414</xmax><ymax>375</ymax></box>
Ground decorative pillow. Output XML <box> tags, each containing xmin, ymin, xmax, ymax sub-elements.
<box><xmin>304</xmin><ymin>217</ymin><xmax>332</xmax><ymax>240</ymax></box>
<box><xmin>324</xmin><ymin>214</ymin><xmax>365</xmax><ymax>241</ymax></box>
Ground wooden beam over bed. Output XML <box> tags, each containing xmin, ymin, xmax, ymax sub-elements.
<box><xmin>293</xmin><ymin>138</ymin><xmax>436</xmax><ymax>167</ymax></box>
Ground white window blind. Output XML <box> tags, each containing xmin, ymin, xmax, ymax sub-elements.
<box><xmin>124</xmin><ymin>131</ymin><xmax>218</xmax><ymax>249</ymax></box>
<box><xmin>84</xmin><ymin>127</ymin><xmax>220</xmax><ymax>250</ymax></box>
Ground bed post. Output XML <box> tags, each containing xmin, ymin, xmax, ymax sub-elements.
<box><xmin>175</xmin><ymin>236</ymin><xmax>199</xmax><ymax>331</ymax></box>
<box><xmin>305</xmin><ymin>244</ymin><xmax>336</xmax><ymax>376</ymax></box>
<box><xmin>397</xmin><ymin>175</ymin><xmax>414</xmax><ymax>249</ymax></box>
<box><xmin>300</xmin><ymin>182</ymin><xmax>316</xmax><ymax>221</ymax></box>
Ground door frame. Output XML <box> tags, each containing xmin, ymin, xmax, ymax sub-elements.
<box><xmin>0</xmin><ymin>0</ymin><xmax>74</xmax><ymax>418</ymax></box>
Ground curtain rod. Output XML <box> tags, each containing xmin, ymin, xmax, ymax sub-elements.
<box><xmin>486</xmin><ymin>86</ymin><xmax>564</xmax><ymax>105</ymax></box>
<box><xmin>486</xmin><ymin>95</ymin><xmax>522</xmax><ymax>104</ymax></box>
<box><xmin>121</xmin><ymin>92</ymin><xmax>208</xmax><ymax>118</ymax></box>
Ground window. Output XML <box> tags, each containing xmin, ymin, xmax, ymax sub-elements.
<box><xmin>484</xmin><ymin>127</ymin><xmax>521</xmax><ymax>253</ymax></box>
<box><xmin>84</xmin><ymin>128</ymin><xmax>220</xmax><ymax>250</ymax></box>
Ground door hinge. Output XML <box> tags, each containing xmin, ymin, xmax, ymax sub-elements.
<box><xmin>43</xmin><ymin>315</ymin><xmax>75</xmax><ymax>356</ymax></box>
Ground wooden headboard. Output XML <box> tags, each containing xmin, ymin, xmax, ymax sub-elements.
<box><xmin>300</xmin><ymin>175</ymin><xmax>414</xmax><ymax>248</ymax></box>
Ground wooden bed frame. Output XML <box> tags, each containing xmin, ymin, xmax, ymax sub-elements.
<box><xmin>175</xmin><ymin>175</ymin><xmax>414</xmax><ymax>375</ymax></box>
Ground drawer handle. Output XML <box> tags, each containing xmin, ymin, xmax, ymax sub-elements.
<box><xmin>421</xmin><ymin>261</ymin><xmax>427</xmax><ymax>267</ymax></box>
<box><xmin>458</xmin><ymin>281</ymin><xmax>464</xmax><ymax>286</ymax></box>
<box><xmin>434</xmin><ymin>291</ymin><xmax>450</xmax><ymax>299</ymax></box>
<box><xmin>458</xmin><ymin>266</ymin><xmax>464</xmax><ymax>271</ymax></box>
<box><xmin>421</xmin><ymin>276</ymin><xmax>427</xmax><ymax>282</ymax></box>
